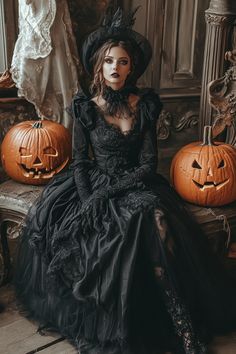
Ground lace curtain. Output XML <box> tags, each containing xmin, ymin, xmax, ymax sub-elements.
<box><xmin>11</xmin><ymin>0</ymin><xmax>79</xmax><ymax>130</ymax></box>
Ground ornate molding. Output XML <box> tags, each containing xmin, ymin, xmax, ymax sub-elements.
<box><xmin>157</xmin><ymin>110</ymin><xmax>172</xmax><ymax>140</ymax></box>
<box><xmin>205</xmin><ymin>14</ymin><xmax>229</xmax><ymax>25</ymax></box>
<box><xmin>199</xmin><ymin>2</ymin><xmax>236</xmax><ymax>136</ymax></box>
<box><xmin>208</xmin><ymin>50</ymin><xmax>236</xmax><ymax>144</ymax></box>
<box><xmin>0</xmin><ymin>219</ymin><xmax>23</xmax><ymax>286</ymax></box>
<box><xmin>175</xmin><ymin>111</ymin><xmax>199</xmax><ymax>131</ymax></box>
<box><xmin>157</xmin><ymin>109</ymin><xmax>199</xmax><ymax>140</ymax></box>
<box><xmin>5</xmin><ymin>221</ymin><xmax>23</xmax><ymax>240</ymax></box>
<box><xmin>0</xmin><ymin>180</ymin><xmax>43</xmax><ymax>286</ymax></box>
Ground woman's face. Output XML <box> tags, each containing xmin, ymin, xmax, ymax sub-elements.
<box><xmin>102</xmin><ymin>46</ymin><xmax>131</xmax><ymax>89</ymax></box>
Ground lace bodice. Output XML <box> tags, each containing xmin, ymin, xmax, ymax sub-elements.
<box><xmin>90</xmin><ymin>105</ymin><xmax>142</xmax><ymax>174</ymax></box>
<box><xmin>70</xmin><ymin>88</ymin><xmax>163</xmax><ymax>201</ymax></box>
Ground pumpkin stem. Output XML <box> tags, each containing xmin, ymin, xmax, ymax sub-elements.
<box><xmin>201</xmin><ymin>125</ymin><xmax>215</xmax><ymax>146</ymax></box>
<box><xmin>32</xmin><ymin>121</ymin><xmax>43</xmax><ymax>129</ymax></box>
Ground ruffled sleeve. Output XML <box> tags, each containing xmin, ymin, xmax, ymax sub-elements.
<box><xmin>138</xmin><ymin>88</ymin><xmax>163</xmax><ymax>128</ymax></box>
<box><xmin>71</xmin><ymin>90</ymin><xmax>95</xmax><ymax>130</ymax></box>
<box><xmin>131</xmin><ymin>87</ymin><xmax>163</xmax><ymax>179</ymax></box>
<box><xmin>70</xmin><ymin>91</ymin><xmax>95</xmax><ymax>201</ymax></box>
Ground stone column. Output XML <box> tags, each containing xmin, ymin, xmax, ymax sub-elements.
<box><xmin>199</xmin><ymin>0</ymin><xmax>236</xmax><ymax>138</ymax></box>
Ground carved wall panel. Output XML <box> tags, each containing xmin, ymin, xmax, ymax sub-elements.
<box><xmin>129</xmin><ymin>0</ymin><xmax>209</xmax><ymax>94</ymax></box>
<box><xmin>128</xmin><ymin>0</ymin><xmax>165</xmax><ymax>88</ymax></box>
<box><xmin>160</xmin><ymin>0</ymin><xmax>209</xmax><ymax>92</ymax></box>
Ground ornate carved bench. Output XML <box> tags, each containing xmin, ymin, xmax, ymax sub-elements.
<box><xmin>0</xmin><ymin>180</ymin><xmax>43</xmax><ymax>285</ymax></box>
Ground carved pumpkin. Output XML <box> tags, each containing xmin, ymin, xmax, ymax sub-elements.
<box><xmin>1</xmin><ymin>120</ymin><xmax>72</xmax><ymax>185</ymax></box>
<box><xmin>170</xmin><ymin>126</ymin><xmax>236</xmax><ymax>206</ymax></box>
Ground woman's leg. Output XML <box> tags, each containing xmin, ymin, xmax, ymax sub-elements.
<box><xmin>151</xmin><ymin>209</ymin><xmax>207</xmax><ymax>354</ymax></box>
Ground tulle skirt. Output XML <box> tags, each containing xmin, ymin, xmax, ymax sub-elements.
<box><xmin>14</xmin><ymin>168</ymin><xmax>236</xmax><ymax>353</ymax></box>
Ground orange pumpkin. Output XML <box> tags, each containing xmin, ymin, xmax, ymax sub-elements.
<box><xmin>170</xmin><ymin>126</ymin><xmax>236</xmax><ymax>206</ymax></box>
<box><xmin>1</xmin><ymin>120</ymin><xmax>72</xmax><ymax>185</ymax></box>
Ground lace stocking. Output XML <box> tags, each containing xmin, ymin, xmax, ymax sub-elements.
<box><xmin>153</xmin><ymin>209</ymin><xmax>207</xmax><ymax>354</ymax></box>
<box><xmin>154</xmin><ymin>266</ymin><xmax>207</xmax><ymax>354</ymax></box>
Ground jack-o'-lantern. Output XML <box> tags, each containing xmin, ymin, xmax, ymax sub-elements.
<box><xmin>170</xmin><ymin>125</ymin><xmax>236</xmax><ymax>206</ymax></box>
<box><xmin>1</xmin><ymin>120</ymin><xmax>72</xmax><ymax>185</ymax></box>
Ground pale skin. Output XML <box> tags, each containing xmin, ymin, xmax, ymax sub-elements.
<box><xmin>92</xmin><ymin>46</ymin><xmax>140</xmax><ymax>134</ymax></box>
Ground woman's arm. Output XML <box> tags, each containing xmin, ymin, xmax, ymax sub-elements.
<box><xmin>70</xmin><ymin>118</ymin><xmax>92</xmax><ymax>201</ymax></box>
<box><xmin>129</xmin><ymin>121</ymin><xmax>158</xmax><ymax>182</ymax></box>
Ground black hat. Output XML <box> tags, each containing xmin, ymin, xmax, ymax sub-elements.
<box><xmin>81</xmin><ymin>7</ymin><xmax>152</xmax><ymax>80</ymax></box>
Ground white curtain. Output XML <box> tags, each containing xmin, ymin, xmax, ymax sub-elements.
<box><xmin>11</xmin><ymin>0</ymin><xmax>79</xmax><ymax>130</ymax></box>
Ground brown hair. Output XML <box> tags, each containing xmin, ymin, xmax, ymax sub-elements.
<box><xmin>90</xmin><ymin>39</ymin><xmax>135</xmax><ymax>96</ymax></box>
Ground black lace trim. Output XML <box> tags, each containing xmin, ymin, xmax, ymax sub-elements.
<box><xmin>101</xmin><ymin>85</ymin><xmax>138</xmax><ymax>117</ymax></box>
<box><xmin>164</xmin><ymin>287</ymin><xmax>207</xmax><ymax>354</ymax></box>
<box><xmin>154</xmin><ymin>260</ymin><xmax>207</xmax><ymax>353</ymax></box>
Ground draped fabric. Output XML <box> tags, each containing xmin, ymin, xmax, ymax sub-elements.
<box><xmin>15</xmin><ymin>89</ymin><xmax>236</xmax><ymax>354</ymax></box>
<box><xmin>13</xmin><ymin>0</ymin><xmax>57</xmax><ymax>60</ymax></box>
<box><xmin>11</xmin><ymin>0</ymin><xmax>79</xmax><ymax>130</ymax></box>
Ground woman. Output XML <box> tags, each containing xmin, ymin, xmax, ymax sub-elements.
<box><xmin>15</xmin><ymin>8</ymin><xmax>236</xmax><ymax>354</ymax></box>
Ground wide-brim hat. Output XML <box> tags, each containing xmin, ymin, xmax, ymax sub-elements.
<box><xmin>81</xmin><ymin>7</ymin><xmax>152</xmax><ymax>81</ymax></box>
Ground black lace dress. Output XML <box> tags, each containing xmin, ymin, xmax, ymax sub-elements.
<box><xmin>15</xmin><ymin>89</ymin><xmax>236</xmax><ymax>354</ymax></box>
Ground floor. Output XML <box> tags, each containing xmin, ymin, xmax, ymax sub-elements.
<box><xmin>1</xmin><ymin>284</ymin><xmax>236</xmax><ymax>354</ymax></box>
<box><xmin>0</xmin><ymin>284</ymin><xmax>77</xmax><ymax>354</ymax></box>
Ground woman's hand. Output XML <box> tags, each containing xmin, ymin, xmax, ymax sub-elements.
<box><xmin>78</xmin><ymin>190</ymin><xmax>109</xmax><ymax>233</ymax></box>
<box><xmin>79</xmin><ymin>189</ymin><xmax>108</xmax><ymax>216</ymax></box>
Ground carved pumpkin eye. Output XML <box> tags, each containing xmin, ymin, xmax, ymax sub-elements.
<box><xmin>192</xmin><ymin>160</ymin><xmax>202</xmax><ymax>169</ymax></box>
<box><xmin>20</xmin><ymin>147</ymin><xmax>32</xmax><ymax>157</ymax></box>
<box><xmin>43</xmin><ymin>147</ymin><xmax>57</xmax><ymax>156</ymax></box>
<box><xmin>218</xmin><ymin>159</ymin><xmax>225</xmax><ymax>168</ymax></box>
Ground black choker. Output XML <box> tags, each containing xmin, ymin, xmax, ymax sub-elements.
<box><xmin>101</xmin><ymin>85</ymin><xmax>138</xmax><ymax>118</ymax></box>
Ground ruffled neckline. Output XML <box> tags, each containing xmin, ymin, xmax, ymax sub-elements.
<box><xmin>90</xmin><ymin>97</ymin><xmax>142</xmax><ymax>137</ymax></box>
<box><xmin>73</xmin><ymin>88</ymin><xmax>163</xmax><ymax>131</ymax></box>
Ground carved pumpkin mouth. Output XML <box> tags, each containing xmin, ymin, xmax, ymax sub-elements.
<box><xmin>192</xmin><ymin>179</ymin><xmax>229</xmax><ymax>190</ymax></box>
<box><xmin>19</xmin><ymin>158</ymin><xmax>69</xmax><ymax>179</ymax></box>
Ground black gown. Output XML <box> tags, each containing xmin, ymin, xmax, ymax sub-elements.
<box><xmin>15</xmin><ymin>88</ymin><xmax>236</xmax><ymax>354</ymax></box>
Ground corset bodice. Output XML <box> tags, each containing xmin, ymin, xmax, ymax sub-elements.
<box><xmin>89</xmin><ymin>107</ymin><xmax>142</xmax><ymax>174</ymax></box>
